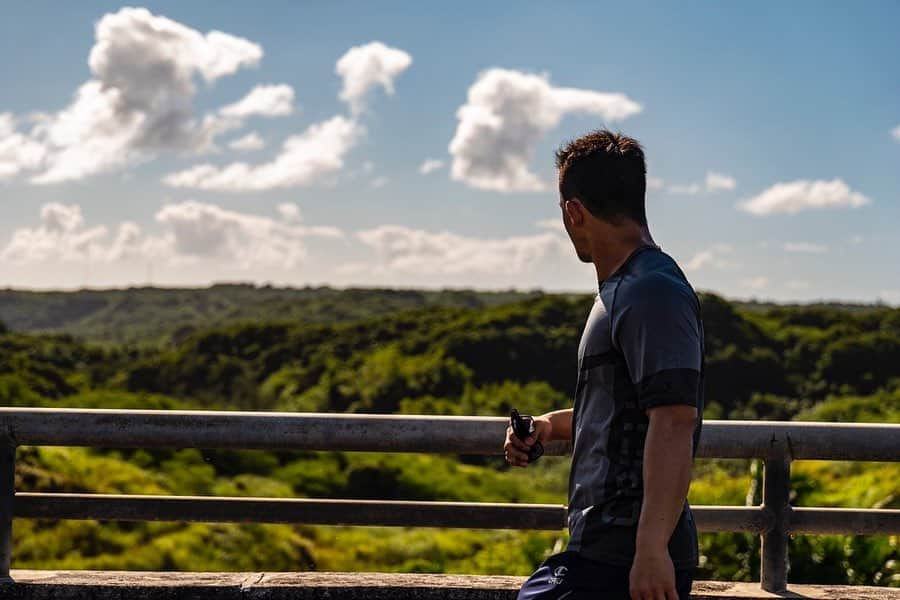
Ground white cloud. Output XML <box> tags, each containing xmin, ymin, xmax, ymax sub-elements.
<box><xmin>534</xmin><ymin>218</ymin><xmax>563</xmax><ymax>231</ymax></box>
<box><xmin>162</xmin><ymin>116</ymin><xmax>362</xmax><ymax>191</ymax></box>
<box><xmin>228</xmin><ymin>132</ymin><xmax>265</xmax><ymax>152</ymax></box>
<box><xmin>2</xmin><ymin>201</ymin><xmax>342</xmax><ymax>270</ymax></box>
<box><xmin>684</xmin><ymin>244</ymin><xmax>735</xmax><ymax>272</ymax></box>
<box><xmin>784</xmin><ymin>242</ymin><xmax>828</xmax><ymax>254</ymax></box>
<box><xmin>705</xmin><ymin>171</ymin><xmax>737</xmax><ymax>191</ymax></box>
<box><xmin>356</xmin><ymin>225</ymin><xmax>568</xmax><ymax>275</ymax></box>
<box><xmin>646</xmin><ymin>176</ymin><xmax>665</xmax><ymax>191</ymax></box>
<box><xmin>219</xmin><ymin>84</ymin><xmax>295</xmax><ymax>118</ymax></box>
<box><xmin>156</xmin><ymin>201</ymin><xmax>340</xmax><ymax>267</ymax></box>
<box><xmin>891</xmin><ymin>125</ymin><xmax>900</xmax><ymax>142</ymax></box>
<box><xmin>742</xmin><ymin>276</ymin><xmax>769</xmax><ymax>290</ymax></box>
<box><xmin>880</xmin><ymin>290</ymin><xmax>900</xmax><ymax>306</ymax></box>
<box><xmin>0</xmin><ymin>113</ymin><xmax>47</xmax><ymax>179</ymax></box>
<box><xmin>667</xmin><ymin>171</ymin><xmax>736</xmax><ymax>195</ymax></box>
<box><xmin>370</xmin><ymin>176</ymin><xmax>389</xmax><ymax>189</ymax></box>
<box><xmin>1</xmin><ymin>203</ymin><xmax>109</xmax><ymax>262</ymax></box>
<box><xmin>448</xmin><ymin>69</ymin><xmax>641</xmax><ymax>192</ymax></box>
<box><xmin>276</xmin><ymin>202</ymin><xmax>301</xmax><ymax>223</ymax></box>
<box><xmin>668</xmin><ymin>183</ymin><xmax>702</xmax><ymax>195</ymax></box>
<box><xmin>786</xmin><ymin>280</ymin><xmax>810</xmax><ymax>291</ymax></box>
<box><xmin>738</xmin><ymin>179</ymin><xmax>870</xmax><ymax>216</ymax></box>
<box><xmin>419</xmin><ymin>158</ymin><xmax>444</xmax><ymax>175</ymax></box>
<box><xmin>335</xmin><ymin>41</ymin><xmax>412</xmax><ymax>114</ymax></box>
<box><xmin>19</xmin><ymin>7</ymin><xmax>263</xmax><ymax>184</ymax></box>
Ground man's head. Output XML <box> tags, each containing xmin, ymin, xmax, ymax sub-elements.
<box><xmin>554</xmin><ymin>130</ymin><xmax>648</xmax><ymax>263</ymax></box>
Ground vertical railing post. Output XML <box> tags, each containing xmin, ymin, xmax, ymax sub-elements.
<box><xmin>0</xmin><ymin>428</ymin><xmax>14</xmax><ymax>581</ymax></box>
<box><xmin>760</xmin><ymin>433</ymin><xmax>791</xmax><ymax>594</ymax></box>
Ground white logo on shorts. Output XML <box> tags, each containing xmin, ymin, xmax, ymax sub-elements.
<box><xmin>548</xmin><ymin>565</ymin><xmax>568</xmax><ymax>585</ymax></box>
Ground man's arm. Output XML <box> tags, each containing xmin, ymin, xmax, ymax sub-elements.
<box><xmin>540</xmin><ymin>408</ymin><xmax>573</xmax><ymax>443</ymax></box>
<box><xmin>629</xmin><ymin>404</ymin><xmax>696</xmax><ymax>600</ymax></box>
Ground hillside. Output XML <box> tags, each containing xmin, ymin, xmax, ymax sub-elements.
<box><xmin>0</xmin><ymin>284</ymin><xmax>542</xmax><ymax>346</ymax></box>
<box><xmin>0</xmin><ymin>288</ymin><xmax>898</xmax><ymax>585</ymax></box>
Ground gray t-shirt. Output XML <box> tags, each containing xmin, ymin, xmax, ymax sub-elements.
<box><xmin>565</xmin><ymin>244</ymin><xmax>705</xmax><ymax>569</ymax></box>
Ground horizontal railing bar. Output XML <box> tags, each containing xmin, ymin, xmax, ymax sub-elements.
<box><xmin>1</xmin><ymin>408</ymin><xmax>898</xmax><ymax>461</ymax></box>
<box><xmin>15</xmin><ymin>493</ymin><xmax>566</xmax><ymax>530</ymax></box>
<box><xmin>14</xmin><ymin>493</ymin><xmax>771</xmax><ymax>533</ymax></box>
<box><xmin>789</xmin><ymin>508</ymin><xmax>900</xmax><ymax>536</ymax></box>
<box><xmin>697</xmin><ymin>505</ymin><xmax>773</xmax><ymax>534</ymax></box>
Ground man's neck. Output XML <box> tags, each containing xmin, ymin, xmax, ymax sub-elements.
<box><xmin>592</xmin><ymin>226</ymin><xmax>657</xmax><ymax>283</ymax></box>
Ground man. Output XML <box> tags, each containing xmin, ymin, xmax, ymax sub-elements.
<box><xmin>504</xmin><ymin>130</ymin><xmax>705</xmax><ymax>600</ymax></box>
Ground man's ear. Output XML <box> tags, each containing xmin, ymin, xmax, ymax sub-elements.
<box><xmin>563</xmin><ymin>198</ymin><xmax>586</xmax><ymax>226</ymax></box>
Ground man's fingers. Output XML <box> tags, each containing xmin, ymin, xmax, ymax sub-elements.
<box><xmin>505</xmin><ymin>447</ymin><xmax>528</xmax><ymax>464</ymax></box>
<box><xmin>666</xmin><ymin>584</ymin><xmax>680</xmax><ymax>600</ymax></box>
<box><xmin>505</xmin><ymin>427</ymin><xmax>531</xmax><ymax>451</ymax></box>
<box><xmin>509</xmin><ymin>436</ymin><xmax>530</xmax><ymax>451</ymax></box>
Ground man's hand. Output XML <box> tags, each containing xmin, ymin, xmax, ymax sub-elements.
<box><xmin>504</xmin><ymin>415</ymin><xmax>552</xmax><ymax>467</ymax></box>
<box><xmin>629</xmin><ymin>547</ymin><xmax>678</xmax><ymax>600</ymax></box>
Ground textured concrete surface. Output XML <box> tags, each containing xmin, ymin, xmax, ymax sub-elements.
<box><xmin>0</xmin><ymin>571</ymin><xmax>897</xmax><ymax>599</ymax></box>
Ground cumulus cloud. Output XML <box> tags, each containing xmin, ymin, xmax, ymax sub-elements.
<box><xmin>667</xmin><ymin>171</ymin><xmax>737</xmax><ymax>195</ymax></box>
<box><xmin>2</xmin><ymin>201</ymin><xmax>341</xmax><ymax>269</ymax></box>
<box><xmin>534</xmin><ymin>218</ymin><xmax>563</xmax><ymax>232</ymax></box>
<box><xmin>646</xmin><ymin>176</ymin><xmax>665</xmax><ymax>191</ymax></box>
<box><xmin>784</xmin><ymin>242</ymin><xmax>827</xmax><ymax>254</ymax></box>
<box><xmin>668</xmin><ymin>182</ymin><xmax>702</xmax><ymax>195</ymax></box>
<box><xmin>370</xmin><ymin>175</ymin><xmax>389</xmax><ymax>189</ymax></box>
<box><xmin>162</xmin><ymin>115</ymin><xmax>362</xmax><ymax>191</ymax></box>
<box><xmin>786</xmin><ymin>280</ymin><xmax>810</xmax><ymax>291</ymax></box>
<box><xmin>228</xmin><ymin>132</ymin><xmax>265</xmax><ymax>151</ymax></box>
<box><xmin>356</xmin><ymin>225</ymin><xmax>568</xmax><ymax>275</ymax></box>
<box><xmin>155</xmin><ymin>200</ymin><xmax>340</xmax><ymax>267</ymax></box>
<box><xmin>448</xmin><ymin>69</ymin><xmax>642</xmax><ymax>192</ymax></box>
<box><xmin>276</xmin><ymin>202</ymin><xmax>302</xmax><ymax>223</ymax></box>
<box><xmin>705</xmin><ymin>172</ymin><xmax>737</xmax><ymax>191</ymax></box>
<box><xmin>15</xmin><ymin>7</ymin><xmax>263</xmax><ymax>184</ymax></box>
<box><xmin>738</xmin><ymin>179</ymin><xmax>870</xmax><ymax>216</ymax></box>
<box><xmin>219</xmin><ymin>84</ymin><xmax>295</xmax><ymax>118</ymax></box>
<box><xmin>742</xmin><ymin>276</ymin><xmax>769</xmax><ymax>290</ymax></box>
<box><xmin>880</xmin><ymin>290</ymin><xmax>900</xmax><ymax>306</ymax></box>
<box><xmin>684</xmin><ymin>244</ymin><xmax>735</xmax><ymax>272</ymax></box>
<box><xmin>0</xmin><ymin>114</ymin><xmax>47</xmax><ymax>180</ymax></box>
<box><xmin>336</xmin><ymin>42</ymin><xmax>412</xmax><ymax>114</ymax></box>
<box><xmin>1</xmin><ymin>203</ymin><xmax>108</xmax><ymax>262</ymax></box>
<box><xmin>892</xmin><ymin>125</ymin><xmax>900</xmax><ymax>142</ymax></box>
<box><xmin>419</xmin><ymin>158</ymin><xmax>444</xmax><ymax>175</ymax></box>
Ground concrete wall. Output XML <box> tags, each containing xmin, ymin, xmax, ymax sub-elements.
<box><xmin>2</xmin><ymin>571</ymin><xmax>899</xmax><ymax>600</ymax></box>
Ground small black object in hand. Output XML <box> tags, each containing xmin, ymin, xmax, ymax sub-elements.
<box><xmin>510</xmin><ymin>408</ymin><xmax>543</xmax><ymax>463</ymax></box>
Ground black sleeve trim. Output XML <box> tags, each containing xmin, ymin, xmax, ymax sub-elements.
<box><xmin>636</xmin><ymin>368</ymin><xmax>700</xmax><ymax>410</ymax></box>
<box><xmin>580</xmin><ymin>351</ymin><xmax>623</xmax><ymax>371</ymax></box>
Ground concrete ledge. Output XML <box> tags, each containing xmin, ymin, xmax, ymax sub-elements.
<box><xmin>1</xmin><ymin>570</ymin><xmax>898</xmax><ymax>599</ymax></box>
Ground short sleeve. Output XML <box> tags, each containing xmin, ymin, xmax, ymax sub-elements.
<box><xmin>611</xmin><ymin>272</ymin><xmax>703</xmax><ymax>410</ymax></box>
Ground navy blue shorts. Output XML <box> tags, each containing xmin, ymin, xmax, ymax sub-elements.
<box><xmin>516</xmin><ymin>550</ymin><xmax>693</xmax><ymax>600</ymax></box>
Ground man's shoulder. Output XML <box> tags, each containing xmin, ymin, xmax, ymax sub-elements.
<box><xmin>615</xmin><ymin>249</ymin><xmax>698</xmax><ymax>312</ymax></box>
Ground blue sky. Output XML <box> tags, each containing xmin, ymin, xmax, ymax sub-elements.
<box><xmin>0</xmin><ymin>1</ymin><xmax>898</xmax><ymax>303</ymax></box>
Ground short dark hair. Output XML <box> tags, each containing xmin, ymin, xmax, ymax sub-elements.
<box><xmin>554</xmin><ymin>129</ymin><xmax>647</xmax><ymax>226</ymax></box>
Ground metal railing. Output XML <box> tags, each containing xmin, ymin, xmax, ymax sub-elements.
<box><xmin>0</xmin><ymin>408</ymin><xmax>898</xmax><ymax>593</ymax></box>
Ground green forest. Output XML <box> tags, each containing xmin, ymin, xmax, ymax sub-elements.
<box><xmin>0</xmin><ymin>285</ymin><xmax>898</xmax><ymax>586</ymax></box>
